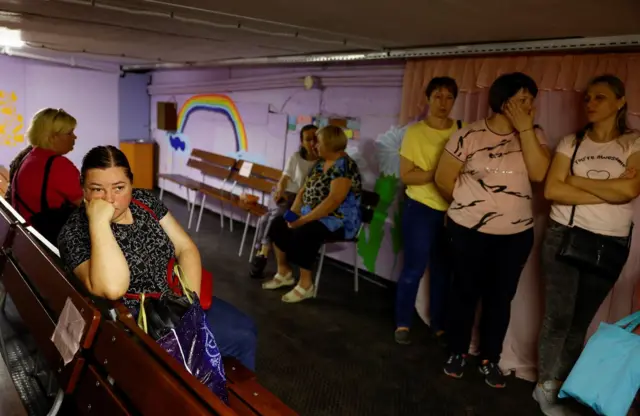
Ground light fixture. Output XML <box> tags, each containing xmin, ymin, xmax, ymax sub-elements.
<box><xmin>0</xmin><ymin>28</ymin><xmax>24</xmax><ymax>48</ymax></box>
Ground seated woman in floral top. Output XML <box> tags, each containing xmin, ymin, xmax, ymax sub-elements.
<box><xmin>263</xmin><ymin>125</ymin><xmax>362</xmax><ymax>303</ymax></box>
<box><xmin>58</xmin><ymin>145</ymin><xmax>257</xmax><ymax>370</ymax></box>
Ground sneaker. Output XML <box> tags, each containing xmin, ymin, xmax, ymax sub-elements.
<box><xmin>533</xmin><ymin>382</ymin><xmax>576</xmax><ymax>416</ymax></box>
<box><xmin>478</xmin><ymin>360</ymin><xmax>506</xmax><ymax>388</ymax></box>
<box><xmin>250</xmin><ymin>255</ymin><xmax>267</xmax><ymax>279</ymax></box>
<box><xmin>394</xmin><ymin>328</ymin><xmax>411</xmax><ymax>345</ymax></box>
<box><xmin>444</xmin><ymin>354</ymin><xmax>466</xmax><ymax>378</ymax></box>
<box><xmin>433</xmin><ymin>330</ymin><xmax>448</xmax><ymax>349</ymax></box>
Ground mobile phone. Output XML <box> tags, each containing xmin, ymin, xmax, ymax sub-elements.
<box><xmin>283</xmin><ymin>210</ymin><xmax>299</xmax><ymax>222</ymax></box>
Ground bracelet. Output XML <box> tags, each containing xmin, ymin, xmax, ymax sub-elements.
<box><xmin>519</xmin><ymin>127</ymin><xmax>535</xmax><ymax>134</ymax></box>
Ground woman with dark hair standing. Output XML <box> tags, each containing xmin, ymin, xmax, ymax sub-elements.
<box><xmin>395</xmin><ymin>76</ymin><xmax>463</xmax><ymax>345</ymax></box>
<box><xmin>58</xmin><ymin>145</ymin><xmax>258</xmax><ymax>370</ymax></box>
<box><xmin>250</xmin><ymin>124</ymin><xmax>318</xmax><ymax>278</ymax></box>
<box><xmin>534</xmin><ymin>75</ymin><xmax>640</xmax><ymax>415</ymax></box>
<box><xmin>435</xmin><ymin>72</ymin><xmax>551</xmax><ymax>388</ymax></box>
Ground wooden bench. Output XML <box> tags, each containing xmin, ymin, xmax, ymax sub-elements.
<box><xmin>159</xmin><ymin>149</ymin><xmax>237</xmax><ymax>230</ymax></box>
<box><xmin>0</xmin><ymin>166</ymin><xmax>8</xmax><ymax>198</ymax></box>
<box><xmin>228</xmin><ymin>161</ymin><xmax>283</xmax><ymax>258</ymax></box>
<box><xmin>0</xmin><ymin>198</ymin><xmax>298</xmax><ymax>415</ymax></box>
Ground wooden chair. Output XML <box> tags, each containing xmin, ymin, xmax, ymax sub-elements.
<box><xmin>313</xmin><ymin>190</ymin><xmax>381</xmax><ymax>297</ymax></box>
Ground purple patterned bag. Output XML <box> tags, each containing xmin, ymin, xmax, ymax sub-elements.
<box><xmin>156</xmin><ymin>300</ymin><xmax>229</xmax><ymax>405</ymax></box>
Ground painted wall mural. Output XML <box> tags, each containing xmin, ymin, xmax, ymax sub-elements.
<box><xmin>0</xmin><ymin>90</ymin><xmax>24</xmax><ymax>147</ymax></box>
<box><xmin>167</xmin><ymin>94</ymin><xmax>251</xmax><ymax>160</ymax></box>
<box><xmin>356</xmin><ymin>124</ymin><xmax>409</xmax><ymax>274</ymax></box>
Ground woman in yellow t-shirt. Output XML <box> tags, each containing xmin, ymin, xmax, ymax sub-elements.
<box><xmin>395</xmin><ymin>77</ymin><xmax>462</xmax><ymax>345</ymax></box>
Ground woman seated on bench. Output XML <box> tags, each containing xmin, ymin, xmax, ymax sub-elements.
<box><xmin>58</xmin><ymin>145</ymin><xmax>258</xmax><ymax>370</ymax></box>
<box><xmin>262</xmin><ymin>125</ymin><xmax>362</xmax><ymax>303</ymax></box>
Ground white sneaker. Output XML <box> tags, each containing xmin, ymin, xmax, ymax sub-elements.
<box><xmin>532</xmin><ymin>383</ymin><xmax>577</xmax><ymax>416</ymax></box>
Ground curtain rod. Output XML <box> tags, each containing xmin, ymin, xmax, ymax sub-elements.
<box><xmin>122</xmin><ymin>35</ymin><xmax>640</xmax><ymax>71</ymax></box>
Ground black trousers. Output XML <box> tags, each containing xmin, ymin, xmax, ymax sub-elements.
<box><xmin>268</xmin><ymin>216</ymin><xmax>344</xmax><ymax>270</ymax></box>
<box><xmin>446</xmin><ymin>218</ymin><xmax>534</xmax><ymax>362</ymax></box>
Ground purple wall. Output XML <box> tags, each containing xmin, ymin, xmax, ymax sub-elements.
<box><xmin>119</xmin><ymin>73</ymin><xmax>151</xmax><ymax>140</ymax></box>
<box><xmin>150</xmin><ymin>64</ymin><xmax>404</xmax><ymax>281</ymax></box>
<box><xmin>0</xmin><ymin>55</ymin><xmax>120</xmax><ymax>169</ymax></box>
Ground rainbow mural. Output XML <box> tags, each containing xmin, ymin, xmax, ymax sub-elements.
<box><xmin>166</xmin><ymin>94</ymin><xmax>249</xmax><ymax>158</ymax></box>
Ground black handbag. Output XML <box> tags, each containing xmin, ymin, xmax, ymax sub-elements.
<box><xmin>139</xmin><ymin>293</ymin><xmax>192</xmax><ymax>340</ymax></box>
<box><xmin>556</xmin><ymin>133</ymin><xmax>632</xmax><ymax>280</ymax></box>
<box><xmin>12</xmin><ymin>155</ymin><xmax>76</xmax><ymax>244</ymax></box>
<box><xmin>134</xmin><ymin>264</ymin><xmax>196</xmax><ymax>341</ymax></box>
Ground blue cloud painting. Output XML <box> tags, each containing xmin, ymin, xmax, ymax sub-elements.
<box><xmin>167</xmin><ymin>132</ymin><xmax>192</xmax><ymax>157</ymax></box>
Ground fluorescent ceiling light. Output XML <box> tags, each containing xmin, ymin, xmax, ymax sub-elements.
<box><xmin>0</xmin><ymin>28</ymin><xmax>24</xmax><ymax>48</ymax></box>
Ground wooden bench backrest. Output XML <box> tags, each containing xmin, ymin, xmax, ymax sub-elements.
<box><xmin>0</xmin><ymin>255</ymin><xmax>86</xmax><ymax>394</ymax></box>
<box><xmin>249</xmin><ymin>164</ymin><xmax>282</xmax><ymax>183</ymax></box>
<box><xmin>1</xmin><ymin>225</ymin><xmax>101</xmax><ymax>393</ymax></box>
<box><xmin>72</xmin><ymin>364</ymin><xmax>130</xmax><ymax>416</ymax></box>
<box><xmin>192</xmin><ymin>149</ymin><xmax>236</xmax><ymax>169</ymax></box>
<box><xmin>11</xmin><ymin>227</ymin><xmax>101</xmax><ymax>348</ymax></box>
<box><xmin>231</xmin><ymin>161</ymin><xmax>278</xmax><ymax>195</ymax></box>
<box><xmin>188</xmin><ymin>159</ymin><xmax>235</xmax><ymax>182</ymax></box>
<box><xmin>89</xmin><ymin>307</ymin><xmax>235</xmax><ymax>416</ymax></box>
<box><xmin>0</xmin><ymin>166</ymin><xmax>9</xmax><ymax>198</ymax></box>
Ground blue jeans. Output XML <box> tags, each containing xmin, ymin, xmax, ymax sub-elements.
<box><xmin>206</xmin><ymin>297</ymin><xmax>258</xmax><ymax>371</ymax></box>
<box><xmin>395</xmin><ymin>197</ymin><xmax>450</xmax><ymax>331</ymax></box>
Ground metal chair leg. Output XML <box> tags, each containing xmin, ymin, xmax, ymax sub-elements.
<box><xmin>187</xmin><ymin>191</ymin><xmax>197</xmax><ymax>230</ymax></box>
<box><xmin>0</xmin><ymin>289</ymin><xmax>8</xmax><ymax>363</ymax></box>
<box><xmin>159</xmin><ymin>180</ymin><xmax>165</xmax><ymax>200</ymax></box>
<box><xmin>196</xmin><ymin>194</ymin><xmax>207</xmax><ymax>232</ymax></box>
<box><xmin>249</xmin><ymin>217</ymin><xmax>261</xmax><ymax>263</ymax></box>
<box><xmin>219</xmin><ymin>201</ymin><xmax>225</xmax><ymax>229</ymax></box>
<box><xmin>238</xmin><ymin>212</ymin><xmax>252</xmax><ymax>257</ymax></box>
<box><xmin>354</xmin><ymin>242</ymin><xmax>359</xmax><ymax>293</ymax></box>
<box><xmin>46</xmin><ymin>388</ymin><xmax>64</xmax><ymax>416</ymax></box>
<box><xmin>186</xmin><ymin>188</ymin><xmax>191</xmax><ymax>211</ymax></box>
<box><xmin>313</xmin><ymin>245</ymin><xmax>326</xmax><ymax>298</ymax></box>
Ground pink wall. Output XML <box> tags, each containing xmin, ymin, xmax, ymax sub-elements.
<box><xmin>150</xmin><ymin>64</ymin><xmax>404</xmax><ymax>280</ymax></box>
<box><xmin>0</xmin><ymin>55</ymin><xmax>120</xmax><ymax>169</ymax></box>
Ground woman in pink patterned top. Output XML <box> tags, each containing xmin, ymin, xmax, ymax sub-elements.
<box><xmin>435</xmin><ymin>72</ymin><xmax>551</xmax><ymax>388</ymax></box>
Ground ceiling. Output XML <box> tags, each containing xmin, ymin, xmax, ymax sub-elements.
<box><xmin>0</xmin><ymin>0</ymin><xmax>638</xmax><ymax>69</ymax></box>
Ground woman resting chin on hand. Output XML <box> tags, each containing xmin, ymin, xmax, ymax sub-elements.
<box><xmin>57</xmin><ymin>145</ymin><xmax>258</xmax><ymax>371</ymax></box>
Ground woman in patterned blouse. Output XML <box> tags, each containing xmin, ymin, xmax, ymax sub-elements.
<box><xmin>58</xmin><ymin>145</ymin><xmax>258</xmax><ymax>370</ymax></box>
<box><xmin>262</xmin><ymin>125</ymin><xmax>363</xmax><ymax>303</ymax></box>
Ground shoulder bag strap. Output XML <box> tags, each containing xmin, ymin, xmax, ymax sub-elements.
<box><xmin>11</xmin><ymin>155</ymin><xmax>37</xmax><ymax>215</ymax></box>
<box><xmin>456</xmin><ymin>119</ymin><xmax>462</xmax><ymax>129</ymax></box>
<box><xmin>567</xmin><ymin>135</ymin><xmax>583</xmax><ymax>227</ymax></box>
<box><xmin>39</xmin><ymin>155</ymin><xmax>59</xmax><ymax>212</ymax></box>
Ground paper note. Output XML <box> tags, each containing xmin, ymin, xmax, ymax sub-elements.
<box><xmin>239</xmin><ymin>162</ymin><xmax>253</xmax><ymax>178</ymax></box>
<box><xmin>51</xmin><ymin>297</ymin><xmax>86</xmax><ymax>365</ymax></box>
<box><xmin>347</xmin><ymin>119</ymin><xmax>361</xmax><ymax>130</ymax></box>
<box><xmin>343</xmin><ymin>129</ymin><xmax>353</xmax><ymax>139</ymax></box>
<box><xmin>297</xmin><ymin>115</ymin><xmax>312</xmax><ymax>125</ymax></box>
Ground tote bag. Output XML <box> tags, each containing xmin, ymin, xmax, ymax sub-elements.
<box><xmin>559</xmin><ymin>311</ymin><xmax>640</xmax><ymax>416</ymax></box>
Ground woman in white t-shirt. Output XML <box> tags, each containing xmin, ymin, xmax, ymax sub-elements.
<box><xmin>535</xmin><ymin>75</ymin><xmax>640</xmax><ymax>415</ymax></box>
<box><xmin>250</xmin><ymin>124</ymin><xmax>318</xmax><ymax>278</ymax></box>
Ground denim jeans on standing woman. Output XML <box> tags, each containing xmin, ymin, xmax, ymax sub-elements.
<box><xmin>395</xmin><ymin>197</ymin><xmax>450</xmax><ymax>331</ymax></box>
<box><xmin>537</xmin><ymin>220</ymin><xmax>627</xmax><ymax>382</ymax></box>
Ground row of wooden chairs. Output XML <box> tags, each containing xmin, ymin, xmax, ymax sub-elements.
<box><xmin>0</xmin><ymin>197</ymin><xmax>297</xmax><ymax>415</ymax></box>
<box><xmin>158</xmin><ymin>149</ymin><xmax>283</xmax><ymax>257</ymax></box>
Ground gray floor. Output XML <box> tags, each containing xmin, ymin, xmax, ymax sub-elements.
<box><xmin>174</xmin><ymin>193</ymin><xmax>567</xmax><ymax>416</ymax></box>
<box><xmin>0</xmin><ymin>191</ymin><xmax>597</xmax><ymax>416</ymax></box>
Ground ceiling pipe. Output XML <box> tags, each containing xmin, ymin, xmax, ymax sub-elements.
<box><xmin>122</xmin><ymin>34</ymin><xmax>640</xmax><ymax>71</ymax></box>
<box><xmin>1</xmin><ymin>46</ymin><xmax>122</xmax><ymax>73</ymax></box>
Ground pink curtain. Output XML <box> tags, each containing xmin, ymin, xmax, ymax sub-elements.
<box><xmin>407</xmin><ymin>56</ymin><xmax>640</xmax><ymax>382</ymax></box>
<box><xmin>401</xmin><ymin>53</ymin><xmax>640</xmax><ymax>124</ymax></box>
